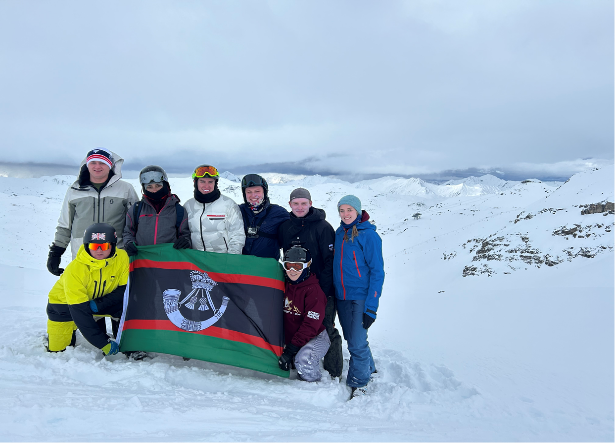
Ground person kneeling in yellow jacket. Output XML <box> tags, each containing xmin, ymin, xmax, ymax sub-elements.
<box><xmin>46</xmin><ymin>223</ymin><xmax>128</xmax><ymax>356</ymax></box>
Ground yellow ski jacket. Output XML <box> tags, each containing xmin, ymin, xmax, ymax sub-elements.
<box><xmin>47</xmin><ymin>245</ymin><xmax>129</xmax><ymax>349</ymax></box>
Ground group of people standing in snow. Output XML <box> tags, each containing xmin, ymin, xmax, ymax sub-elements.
<box><xmin>45</xmin><ymin>147</ymin><xmax>384</xmax><ymax>396</ymax></box>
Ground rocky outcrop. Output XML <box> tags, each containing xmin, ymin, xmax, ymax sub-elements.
<box><xmin>580</xmin><ymin>202</ymin><xmax>614</xmax><ymax>215</ymax></box>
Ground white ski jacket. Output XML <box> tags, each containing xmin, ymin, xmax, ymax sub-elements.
<box><xmin>184</xmin><ymin>194</ymin><xmax>246</xmax><ymax>254</ymax></box>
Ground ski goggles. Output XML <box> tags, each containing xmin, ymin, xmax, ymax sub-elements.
<box><xmin>140</xmin><ymin>170</ymin><xmax>166</xmax><ymax>185</ymax></box>
<box><xmin>242</xmin><ymin>174</ymin><xmax>265</xmax><ymax>188</ymax></box>
<box><xmin>283</xmin><ymin>260</ymin><xmax>311</xmax><ymax>272</ymax></box>
<box><xmin>88</xmin><ymin>242</ymin><xmax>112</xmax><ymax>251</ymax></box>
<box><xmin>192</xmin><ymin>165</ymin><xmax>219</xmax><ymax>179</ymax></box>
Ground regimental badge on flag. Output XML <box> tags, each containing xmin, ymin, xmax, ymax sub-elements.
<box><xmin>117</xmin><ymin>244</ymin><xmax>288</xmax><ymax>377</ymax></box>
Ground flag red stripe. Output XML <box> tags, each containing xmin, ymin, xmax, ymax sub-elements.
<box><xmin>122</xmin><ymin>319</ymin><xmax>283</xmax><ymax>355</ymax></box>
<box><xmin>130</xmin><ymin>259</ymin><xmax>285</xmax><ymax>291</ymax></box>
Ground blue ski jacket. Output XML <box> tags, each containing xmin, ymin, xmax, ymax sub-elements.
<box><xmin>333</xmin><ymin>211</ymin><xmax>385</xmax><ymax>318</ymax></box>
<box><xmin>239</xmin><ymin>201</ymin><xmax>290</xmax><ymax>260</ymax></box>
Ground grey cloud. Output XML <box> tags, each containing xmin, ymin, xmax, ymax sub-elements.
<box><xmin>0</xmin><ymin>1</ymin><xmax>611</xmax><ymax>176</ymax></box>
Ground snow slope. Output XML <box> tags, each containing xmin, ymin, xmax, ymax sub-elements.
<box><xmin>0</xmin><ymin>169</ymin><xmax>612</xmax><ymax>441</ymax></box>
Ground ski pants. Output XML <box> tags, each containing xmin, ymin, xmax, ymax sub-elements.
<box><xmin>294</xmin><ymin>330</ymin><xmax>331</xmax><ymax>382</ymax></box>
<box><xmin>47</xmin><ymin>306</ymin><xmax>120</xmax><ymax>352</ymax></box>
<box><xmin>47</xmin><ymin>320</ymin><xmax>78</xmax><ymax>352</ymax></box>
<box><xmin>336</xmin><ymin>298</ymin><xmax>376</xmax><ymax>388</ymax></box>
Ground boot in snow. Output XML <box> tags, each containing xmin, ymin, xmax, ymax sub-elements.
<box><xmin>349</xmin><ymin>386</ymin><xmax>367</xmax><ymax>400</ymax></box>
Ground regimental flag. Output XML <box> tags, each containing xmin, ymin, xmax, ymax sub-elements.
<box><xmin>118</xmin><ymin>244</ymin><xmax>288</xmax><ymax>377</ymax></box>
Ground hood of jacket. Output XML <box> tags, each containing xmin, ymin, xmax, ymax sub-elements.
<box><xmin>74</xmin><ymin>150</ymin><xmax>126</xmax><ymax>189</ymax></box>
<box><xmin>356</xmin><ymin>210</ymin><xmax>376</xmax><ymax>231</ymax></box>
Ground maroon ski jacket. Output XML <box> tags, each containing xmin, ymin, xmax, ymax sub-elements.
<box><xmin>283</xmin><ymin>274</ymin><xmax>327</xmax><ymax>349</ymax></box>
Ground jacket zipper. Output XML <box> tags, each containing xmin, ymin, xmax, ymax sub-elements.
<box><xmin>223</xmin><ymin>237</ymin><xmax>229</xmax><ymax>252</ymax></box>
<box><xmin>154</xmin><ymin>212</ymin><xmax>159</xmax><ymax>245</ymax></box>
<box><xmin>340</xmin><ymin>232</ymin><xmax>346</xmax><ymax>299</ymax></box>
<box><xmin>353</xmin><ymin>251</ymin><xmax>362</xmax><ymax>277</ymax></box>
<box><xmin>97</xmin><ymin>189</ymin><xmax>101</xmax><ymax>223</ymax></box>
<box><xmin>200</xmin><ymin>205</ymin><xmax>206</xmax><ymax>250</ymax></box>
<box><xmin>98</xmin><ymin>269</ymin><xmax>103</xmax><ymax>298</ymax></box>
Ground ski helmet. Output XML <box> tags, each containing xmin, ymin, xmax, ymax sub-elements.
<box><xmin>283</xmin><ymin>246</ymin><xmax>312</xmax><ymax>282</ymax></box>
<box><xmin>83</xmin><ymin>223</ymin><xmax>118</xmax><ymax>257</ymax></box>
<box><xmin>139</xmin><ymin>165</ymin><xmax>168</xmax><ymax>186</ymax></box>
<box><xmin>241</xmin><ymin>174</ymin><xmax>268</xmax><ymax>204</ymax></box>
<box><xmin>83</xmin><ymin>223</ymin><xmax>118</xmax><ymax>245</ymax></box>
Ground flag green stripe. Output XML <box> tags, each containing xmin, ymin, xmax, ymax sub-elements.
<box><xmin>121</xmin><ymin>329</ymin><xmax>289</xmax><ymax>378</ymax></box>
<box><xmin>132</xmin><ymin>244</ymin><xmax>284</xmax><ymax>281</ymax></box>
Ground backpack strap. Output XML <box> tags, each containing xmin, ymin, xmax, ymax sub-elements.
<box><xmin>132</xmin><ymin>201</ymin><xmax>143</xmax><ymax>233</ymax></box>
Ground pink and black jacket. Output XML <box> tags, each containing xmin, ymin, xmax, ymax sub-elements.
<box><xmin>123</xmin><ymin>194</ymin><xmax>190</xmax><ymax>247</ymax></box>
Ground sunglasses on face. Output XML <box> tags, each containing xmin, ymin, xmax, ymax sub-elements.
<box><xmin>192</xmin><ymin>165</ymin><xmax>219</xmax><ymax>179</ymax></box>
<box><xmin>88</xmin><ymin>242</ymin><xmax>111</xmax><ymax>251</ymax></box>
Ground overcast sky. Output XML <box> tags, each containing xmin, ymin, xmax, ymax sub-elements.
<box><xmin>0</xmin><ymin>0</ymin><xmax>612</xmax><ymax>181</ymax></box>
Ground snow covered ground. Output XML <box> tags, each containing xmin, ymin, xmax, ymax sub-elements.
<box><xmin>0</xmin><ymin>168</ymin><xmax>612</xmax><ymax>441</ymax></box>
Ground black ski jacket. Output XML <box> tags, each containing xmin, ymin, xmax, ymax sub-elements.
<box><xmin>278</xmin><ymin>207</ymin><xmax>335</xmax><ymax>298</ymax></box>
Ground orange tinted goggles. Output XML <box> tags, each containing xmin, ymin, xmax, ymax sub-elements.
<box><xmin>88</xmin><ymin>242</ymin><xmax>111</xmax><ymax>251</ymax></box>
<box><xmin>192</xmin><ymin>165</ymin><xmax>219</xmax><ymax>179</ymax></box>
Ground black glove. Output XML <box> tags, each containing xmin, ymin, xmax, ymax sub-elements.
<box><xmin>47</xmin><ymin>245</ymin><xmax>66</xmax><ymax>276</ymax></box>
<box><xmin>173</xmin><ymin>236</ymin><xmax>191</xmax><ymax>249</ymax></box>
<box><xmin>363</xmin><ymin>311</ymin><xmax>376</xmax><ymax>330</ymax></box>
<box><xmin>125</xmin><ymin>241</ymin><xmax>138</xmax><ymax>257</ymax></box>
<box><xmin>278</xmin><ymin>343</ymin><xmax>300</xmax><ymax>371</ymax></box>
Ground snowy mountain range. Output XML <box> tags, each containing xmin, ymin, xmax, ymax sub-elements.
<box><xmin>0</xmin><ymin>167</ymin><xmax>612</xmax><ymax>441</ymax></box>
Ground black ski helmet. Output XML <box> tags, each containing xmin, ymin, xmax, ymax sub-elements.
<box><xmin>241</xmin><ymin>174</ymin><xmax>268</xmax><ymax>204</ymax></box>
<box><xmin>139</xmin><ymin>165</ymin><xmax>168</xmax><ymax>186</ymax></box>
<box><xmin>83</xmin><ymin>223</ymin><xmax>117</xmax><ymax>257</ymax></box>
<box><xmin>283</xmin><ymin>245</ymin><xmax>312</xmax><ymax>265</ymax></box>
<box><xmin>83</xmin><ymin>223</ymin><xmax>118</xmax><ymax>245</ymax></box>
<box><xmin>283</xmin><ymin>246</ymin><xmax>312</xmax><ymax>283</ymax></box>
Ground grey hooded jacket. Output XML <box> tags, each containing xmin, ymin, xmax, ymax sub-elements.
<box><xmin>53</xmin><ymin>151</ymin><xmax>139</xmax><ymax>259</ymax></box>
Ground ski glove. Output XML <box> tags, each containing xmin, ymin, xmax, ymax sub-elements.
<box><xmin>47</xmin><ymin>245</ymin><xmax>66</xmax><ymax>276</ymax></box>
<box><xmin>173</xmin><ymin>236</ymin><xmax>191</xmax><ymax>249</ymax></box>
<box><xmin>89</xmin><ymin>299</ymin><xmax>98</xmax><ymax>313</ymax></box>
<box><xmin>278</xmin><ymin>343</ymin><xmax>301</xmax><ymax>371</ymax></box>
<box><xmin>102</xmin><ymin>340</ymin><xmax>119</xmax><ymax>356</ymax></box>
<box><xmin>125</xmin><ymin>242</ymin><xmax>138</xmax><ymax>257</ymax></box>
<box><xmin>363</xmin><ymin>310</ymin><xmax>376</xmax><ymax>330</ymax></box>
